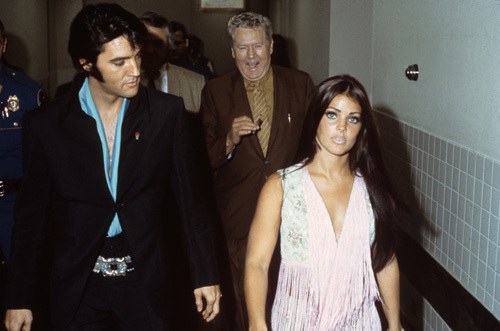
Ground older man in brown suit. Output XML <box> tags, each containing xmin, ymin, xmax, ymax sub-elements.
<box><xmin>200</xmin><ymin>12</ymin><xmax>314</xmax><ymax>330</ymax></box>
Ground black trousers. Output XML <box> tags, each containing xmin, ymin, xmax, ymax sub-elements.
<box><xmin>56</xmin><ymin>273</ymin><xmax>167</xmax><ymax>331</ymax></box>
<box><xmin>57</xmin><ymin>234</ymin><xmax>168</xmax><ymax>331</ymax></box>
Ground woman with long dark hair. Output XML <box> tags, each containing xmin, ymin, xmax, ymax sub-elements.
<box><xmin>245</xmin><ymin>75</ymin><xmax>403</xmax><ymax>330</ymax></box>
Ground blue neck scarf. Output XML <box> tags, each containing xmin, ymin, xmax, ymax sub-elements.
<box><xmin>79</xmin><ymin>77</ymin><xmax>129</xmax><ymax>237</ymax></box>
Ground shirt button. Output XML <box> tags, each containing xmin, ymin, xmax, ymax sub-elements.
<box><xmin>264</xmin><ymin>160</ymin><xmax>268</xmax><ymax>164</ymax></box>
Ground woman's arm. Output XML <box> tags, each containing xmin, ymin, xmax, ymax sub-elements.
<box><xmin>245</xmin><ymin>173</ymin><xmax>283</xmax><ymax>331</ymax></box>
<box><xmin>376</xmin><ymin>255</ymin><xmax>403</xmax><ymax>331</ymax></box>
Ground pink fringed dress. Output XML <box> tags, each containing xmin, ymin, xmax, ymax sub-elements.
<box><xmin>272</xmin><ymin>164</ymin><xmax>381</xmax><ymax>330</ymax></box>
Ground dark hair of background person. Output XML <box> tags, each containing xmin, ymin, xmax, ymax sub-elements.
<box><xmin>170</xmin><ymin>21</ymin><xmax>187</xmax><ymax>40</ymax></box>
<box><xmin>270</xmin><ymin>34</ymin><xmax>291</xmax><ymax>68</ymax></box>
<box><xmin>295</xmin><ymin>74</ymin><xmax>398</xmax><ymax>272</ymax></box>
<box><xmin>140</xmin><ymin>11</ymin><xmax>170</xmax><ymax>30</ymax></box>
<box><xmin>0</xmin><ymin>19</ymin><xmax>4</xmax><ymax>35</ymax></box>
<box><xmin>67</xmin><ymin>3</ymin><xmax>147</xmax><ymax>82</ymax></box>
<box><xmin>188</xmin><ymin>34</ymin><xmax>203</xmax><ymax>62</ymax></box>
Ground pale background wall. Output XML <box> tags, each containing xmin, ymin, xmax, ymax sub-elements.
<box><xmin>371</xmin><ymin>0</ymin><xmax>500</xmax><ymax>161</ymax></box>
<box><xmin>1</xmin><ymin>0</ymin><xmax>49</xmax><ymax>86</ymax></box>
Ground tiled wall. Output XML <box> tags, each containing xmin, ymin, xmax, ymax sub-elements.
<box><xmin>375</xmin><ymin>111</ymin><xmax>500</xmax><ymax>325</ymax></box>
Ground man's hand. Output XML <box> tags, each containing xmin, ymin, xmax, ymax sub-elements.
<box><xmin>4</xmin><ymin>309</ymin><xmax>33</xmax><ymax>331</ymax></box>
<box><xmin>227</xmin><ymin>116</ymin><xmax>260</xmax><ymax>149</ymax></box>
<box><xmin>193</xmin><ymin>285</ymin><xmax>221</xmax><ymax>322</ymax></box>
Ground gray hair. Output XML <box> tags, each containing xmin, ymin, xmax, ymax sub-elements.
<box><xmin>227</xmin><ymin>12</ymin><xmax>272</xmax><ymax>47</ymax></box>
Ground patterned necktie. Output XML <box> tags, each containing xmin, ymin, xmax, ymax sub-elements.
<box><xmin>250</xmin><ymin>81</ymin><xmax>271</xmax><ymax>156</ymax></box>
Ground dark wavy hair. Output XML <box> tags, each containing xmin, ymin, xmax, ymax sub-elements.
<box><xmin>68</xmin><ymin>3</ymin><xmax>146</xmax><ymax>82</ymax></box>
<box><xmin>296</xmin><ymin>75</ymin><xmax>397</xmax><ymax>272</ymax></box>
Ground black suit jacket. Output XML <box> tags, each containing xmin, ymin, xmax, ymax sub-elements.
<box><xmin>7</xmin><ymin>75</ymin><xmax>217</xmax><ymax>327</ymax></box>
<box><xmin>201</xmin><ymin>66</ymin><xmax>314</xmax><ymax>240</ymax></box>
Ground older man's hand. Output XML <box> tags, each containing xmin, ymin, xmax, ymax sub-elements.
<box><xmin>226</xmin><ymin>115</ymin><xmax>260</xmax><ymax>150</ymax></box>
<box><xmin>193</xmin><ymin>285</ymin><xmax>221</xmax><ymax>322</ymax></box>
<box><xmin>5</xmin><ymin>309</ymin><xmax>33</xmax><ymax>331</ymax></box>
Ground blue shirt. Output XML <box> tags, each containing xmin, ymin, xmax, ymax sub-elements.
<box><xmin>79</xmin><ymin>77</ymin><xmax>129</xmax><ymax>237</ymax></box>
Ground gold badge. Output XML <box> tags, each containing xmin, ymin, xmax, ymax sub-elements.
<box><xmin>7</xmin><ymin>95</ymin><xmax>20</xmax><ymax>112</ymax></box>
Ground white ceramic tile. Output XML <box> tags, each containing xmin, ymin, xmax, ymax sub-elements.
<box><xmin>482</xmin><ymin>184</ymin><xmax>492</xmax><ymax>211</ymax></box>
<box><xmin>484</xmin><ymin>292</ymin><xmax>494</xmax><ymax>311</ymax></box>
<box><xmin>472</xmin><ymin>204</ymin><xmax>482</xmax><ymax>232</ymax></box>
<box><xmin>480</xmin><ymin>210</ymin><xmax>490</xmax><ymax>236</ymax></box>
<box><xmin>466</xmin><ymin>174</ymin><xmax>475</xmax><ymax>202</ymax></box>
<box><xmin>457</xmin><ymin>195</ymin><xmax>466</xmax><ymax>221</ymax></box>
<box><xmin>440</xmin><ymin>140</ymin><xmax>447</xmax><ymax>161</ymax></box>
<box><xmin>459</xmin><ymin>170</ymin><xmax>467</xmax><ymax>194</ymax></box>
<box><xmin>490</xmin><ymin>215</ymin><xmax>499</xmax><ymax>242</ymax></box>
<box><xmin>447</xmin><ymin>142</ymin><xmax>454</xmax><ymax>164</ymax></box>
<box><xmin>469</xmin><ymin>254</ymin><xmax>479</xmax><ymax>281</ymax></box>
<box><xmin>492</xmin><ymin>162</ymin><xmax>500</xmax><ymax>189</ymax></box>
<box><xmin>453</xmin><ymin>145</ymin><xmax>461</xmax><ymax>169</ymax></box>
<box><xmin>452</xmin><ymin>168</ymin><xmax>460</xmax><ymax>192</ymax></box>
<box><xmin>485</xmin><ymin>265</ymin><xmax>495</xmax><ymax>295</ymax></box>
<box><xmin>484</xmin><ymin>158</ymin><xmax>493</xmax><ymax>185</ymax></box>
<box><xmin>468</xmin><ymin>152</ymin><xmax>477</xmax><ymax>176</ymax></box>
<box><xmin>460</xmin><ymin>147</ymin><xmax>468</xmax><ymax>172</ymax></box>
<box><xmin>474</xmin><ymin>179</ymin><xmax>483</xmax><ymax>206</ymax></box>
<box><xmin>479</xmin><ymin>237</ymin><xmax>489</xmax><ymax>271</ymax></box>
<box><xmin>475</xmin><ymin>155</ymin><xmax>485</xmax><ymax>181</ymax></box>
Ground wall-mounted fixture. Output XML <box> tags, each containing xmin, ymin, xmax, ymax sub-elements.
<box><xmin>405</xmin><ymin>64</ymin><xmax>419</xmax><ymax>81</ymax></box>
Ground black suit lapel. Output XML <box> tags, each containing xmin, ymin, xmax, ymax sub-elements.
<box><xmin>59</xmin><ymin>100</ymin><xmax>114</xmax><ymax>201</ymax></box>
<box><xmin>116</xmin><ymin>87</ymin><xmax>150</xmax><ymax>200</ymax></box>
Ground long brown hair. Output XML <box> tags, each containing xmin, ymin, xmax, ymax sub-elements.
<box><xmin>296</xmin><ymin>75</ymin><xmax>397</xmax><ymax>272</ymax></box>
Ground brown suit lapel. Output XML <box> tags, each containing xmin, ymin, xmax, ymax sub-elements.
<box><xmin>268</xmin><ymin>66</ymin><xmax>283</xmax><ymax>153</ymax></box>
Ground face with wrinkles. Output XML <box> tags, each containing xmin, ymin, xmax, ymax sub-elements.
<box><xmin>231</xmin><ymin>27</ymin><xmax>273</xmax><ymax>81</ymax></box>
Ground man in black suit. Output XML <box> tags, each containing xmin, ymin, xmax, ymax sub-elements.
<box><xmin>4</xmin><ymin>4</ymin><xmax>220</xmax><ymax>330</ymax></box>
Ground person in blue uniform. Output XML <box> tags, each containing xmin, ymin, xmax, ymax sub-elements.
<box><xmin>0</xmin><ymin>19</ymin><xmax>44</xmax><ymax>264</ymax></box>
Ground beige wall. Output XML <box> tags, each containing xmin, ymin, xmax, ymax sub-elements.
<box><xmin>1</xmin><ymin>0</ymin><xmax>49</xmax><ymax>87</ymax></box>
<box><xmin>270</xmin><ymin>0</ymin><xmax>330</xmax><ymax>85</ymax></box>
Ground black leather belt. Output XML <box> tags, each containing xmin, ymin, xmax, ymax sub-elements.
<box><xmin>0</xmin><ymin>178</ymin><xmax>22</xmax><ymax>197</ymax></box>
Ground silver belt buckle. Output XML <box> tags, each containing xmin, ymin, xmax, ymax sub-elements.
<box><xmin>92</xmin><ymin>255</ymin><xmax>133</xmax><ymax>277</ymax></box>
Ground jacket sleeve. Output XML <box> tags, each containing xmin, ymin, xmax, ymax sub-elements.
<box><xmin>6</xmin><ymin>115</ymin><xmax>51</xmax><ymax>309</ymax></box>
<box><xmin>200</xmin><ymin>85</ymin><xmax>232</xmax><ymax>170</ymax></box>
<box><xmin>170</xmin><ymin>99</ymin><xmax>219</xmax><ymax>288</ymax></box>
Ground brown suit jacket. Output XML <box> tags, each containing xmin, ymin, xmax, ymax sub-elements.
<box><xmin>200</xmin><ymin>66</ymin><xmax>314</xmax><ymax>239</ymax></box>
<box><xmin>142</xmin><ymin>63</ymin><xmax>205</xmax><ymax>113</ymax></box>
